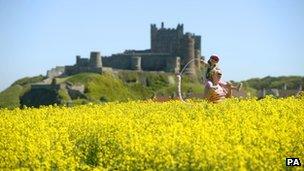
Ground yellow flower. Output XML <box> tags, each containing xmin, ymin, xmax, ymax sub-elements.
<box><xmin>0</xmin><ymin>97</ymin><xmax>303</xmax><ymax>170</ymax></box>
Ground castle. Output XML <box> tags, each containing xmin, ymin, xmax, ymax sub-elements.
<box><xmin>47</xmin><ymin>22</ymin><xmax>203</xmax><ymax>78</ymax></box>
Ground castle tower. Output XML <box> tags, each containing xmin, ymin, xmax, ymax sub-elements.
<box><xmin>90</xmin><ymin>51</ymin><xmax>102</xmax><ymax>68</ymax></box>
<box><xmin>183</xmin><ymin>33</ymin><xmax>196</xmax><ymax>75</ymax></box>
<box><xmin>150</xmin><ymin>22</ymin><xmax>183</xmax><ymax>54</ymax></box>
<box><xmin>150</xmin><ymin>24</ymin><xmax>157</xmax><ymax>52</ymax></box>
<box><xmin>177</xmin><ymin>24</ymin><xmax>184</xmax><ymax>38</ymax></box>
<box><xmin>76</xmin><ymin>55</ymin><xmax>81</xmax><ymax>65</ymax></box>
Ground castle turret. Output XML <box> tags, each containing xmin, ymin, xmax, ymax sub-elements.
<box><xmin>183</xmin><ymin>33</ymin><xmax>196</xmax><ymax>75</ymax></box>
<box><xmin>177</xmin><ymin>24</ymin><xmax>184</xmax><ymax>40</ymax></box>
<box><xmin>151</xmin><ymin>24</ymin><xmax>157</xmax><ymax>52</ymax></box>
<box><xmin>76</xmin><ymin>55</ymin><xmax>81</xmax><ymax>64</ymax></box>
<box><xmin>90</xmin><ymin>51</ymin><xmax>102</xmax><ymax>68</ymax></box>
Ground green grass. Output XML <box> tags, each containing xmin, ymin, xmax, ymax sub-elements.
<box><xmin>58</xmin><ymin>89</ymin><xmax>71</xmax><ymax>102</ymax></box>
<box><xmin>116</xmin><ymin>71</ymin><xmax>204</xmax><ymax>96</ymax></box>
<box><xmin>65</xmin><ymin>72</ymin><xmax>184</xmax><ymax>102</ymax></box>
<box><xmin>126</xmin><ymin>83</ymin><xmax>153</xmax><ymax>99</ymax></box>
<box><xmin>66</xmin><ymin>73</ymin><xmax>140</xmax><ymax>102</ymax></box>
<box><xmin>0</xmin><ymin>85</ymin><xmax>25</xmax><ymax>109</ymax></box>
<box><xmin>12</xmin><ymin>75</ymin><xmax>45</xmax><ymax>86</ymax></box>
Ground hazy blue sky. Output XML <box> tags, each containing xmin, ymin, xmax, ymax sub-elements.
<box><xmin>0</xmin><ymin>0</ymin><xmax>303</xmax><ymax>91</ymax></box>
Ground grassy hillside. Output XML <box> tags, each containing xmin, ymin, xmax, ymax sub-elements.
<box><xmin>2</xmin><ymin>72</ymin><xmax>202</xmax><ymax>108</ymax></box>
<box><xmin>61</xmin><ymin>72</ymin><xmax>203</xmax><ymax>103</ymax></box>
<box><xmin>0</xmin><ymin>75</ymin><xmax>45</xmax><ymax>109</ymax></box>
<box><xmin>0</xmin><ymin>85</ymin><xmax>24</xmax><ymax>108</ymax></box>
<box><xmin>65</xmin><ymin>73</ymin><xmax>148</xmax><ymax>102</ymax></box>
<box><xmin>3</xmin><ymin>72</ymin><xmax>302</xmax><ymax>108</ymax></box>
<box><xmin>244</xmin><ymin>76</ymin><xmax>304</xmax><ymax>90</ymax></box>
<box><xmin>11</xmin><ymin>75</ymin><xmax>45</xmax><ymax>86</ymax></box>
<box><xmin>117</xmin><ymin>71</ymin><xmax>203</xmax><ymax>96</ymax></box>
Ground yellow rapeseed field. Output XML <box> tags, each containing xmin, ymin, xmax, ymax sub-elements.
<box><xmin>0</xmin><ymin>96</ymin><xmax>303</xmax><ymax>170</ymax></box>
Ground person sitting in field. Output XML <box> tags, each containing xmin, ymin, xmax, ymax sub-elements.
<box><xmin>203</xmin><ymin>68</ymin><xmax>233</xmax><ymax>103</ymax></box>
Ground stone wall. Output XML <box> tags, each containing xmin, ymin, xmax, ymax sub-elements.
<box><xmin>141</xmin><ymin>54</ymin><xmax>170</xmax><ymax>71</ymax></box>
<box><xmin>65</xmin><ymin>65</ymin><xmax>102</xmax><ymax>75</ymax></box>
<box><xmin>31</xmin><ymin>84</ymin><xmax>61</xmax><ymax>91</ymax></box>
<box><xmin>76</xmin><ymin>56</ymin><xmax>90</xmax><ymax>66</ymax></box>
<box><xmin>102</xmin><ymin>54</ymin><xmax>131</xmax><ymax>70</ymax></box>
<box><xmin>102</xmin><ymin>53</ymin><xmax>180</xmax><ymax>73</ymax></box>
<box><xmin>131</xmin><ymin>56</ymin><xmax>141</xmax><ymax>70</ymax></box>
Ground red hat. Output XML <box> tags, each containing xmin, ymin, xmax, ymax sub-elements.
<box><xmin>210</xmin><ymin>54</ymin><xmax>219</xmax><ymax>62</ymax></box>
